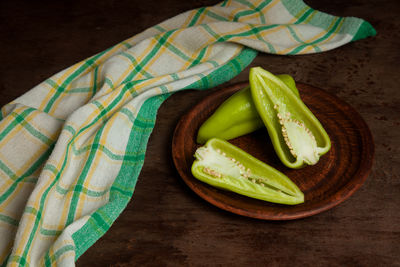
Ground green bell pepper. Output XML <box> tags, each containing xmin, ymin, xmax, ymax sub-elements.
<box><xmin>197</xmin><ymin>74</ymin><xmax>299</xmax><ymax>144</ymax></box>
<box><xmin>191</xmin><ymin>138</ymin><xmax>304</xmax><ymax>205</ymax></box>
<box><xmin>249</xmin><ymin>67</ymin><xmax>331</xmax><ymax>169</ymax></box>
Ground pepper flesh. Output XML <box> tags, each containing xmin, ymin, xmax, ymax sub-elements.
<box><xmin>191</xmin><ymin>138</ymin><xmax>304</xmax><ymax>205</ymax></box>
<box><xmin>197</xmin><ymin>74</ymin><xmax>299</xmax><ymax>144</ymax></box>
<box><xmin>249</xmin><ymin>67</ymin><xmax>331</xmax><ymax>169</ymax></box>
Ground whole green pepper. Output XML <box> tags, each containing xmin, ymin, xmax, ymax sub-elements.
<box><xmin>249</xmin><ymin>67</ymin><xmax>331</xmax><ymax>169</ymax></box>
<box><xmin>191</xmin><ymin>138</ymin><xmax>304</xmax><ymax>205</ymax></box>
<box><xmin>197</xmin><ymin>74</ymin><xmax>299</xmax><ymax>144</ymax></box>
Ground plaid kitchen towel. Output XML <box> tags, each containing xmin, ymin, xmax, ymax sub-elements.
<box><xmin>0</xmin><ymin>0</ymin><xmax>375</xmax><ymax>266</ymax></box>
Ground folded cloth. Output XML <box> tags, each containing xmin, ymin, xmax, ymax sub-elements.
<box><xmin>0</xmin><ymin>0</ymin><xmax>375</xmax><ymax>265</ymax></box>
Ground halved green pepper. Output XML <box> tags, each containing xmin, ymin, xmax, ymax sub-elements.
<box><xmin>196</xmin><ymin>74</ymin><xmax>299</xmax><ymax>144</ymax></box>
<box><xmin>191</xmin><ymin>138</ymin><xmax>304</xmax><ymax>205</ymax></box>
<box><xmin>249</xmin><ymin>67</ymin><xmax>331</xmax><ymax>169</ymax></box>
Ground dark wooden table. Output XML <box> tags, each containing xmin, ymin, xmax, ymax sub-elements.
<box><xmin>1</xmin><ymin>0</ymin><xmax>399</xmax><ymax>266</ymax></box>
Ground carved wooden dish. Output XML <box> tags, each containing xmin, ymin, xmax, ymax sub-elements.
<box><xmin>172</xmin><ymin>82</ymin><xmax>374</xmax><ymax>220</ymax></box>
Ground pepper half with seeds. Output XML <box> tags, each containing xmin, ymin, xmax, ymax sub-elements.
<box><xmin>191</xmin><ymin>138</ymin><xmax>304</xmax><ymax>205</ymax></box>
<box><xmin>249</xmin><ymin>67</ymin><xmax>331</xmax><ymax>169</ymax></box>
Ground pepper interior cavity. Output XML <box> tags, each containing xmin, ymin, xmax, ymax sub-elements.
<box><xmin>191</xmin><ymin>138</ymin><xmax>304</xmax><ymax>205</ymax></box>
<box><xmin>250</xmin><ymin>67</ymin><xmax>331</xmax><ymax>169</ymax></box>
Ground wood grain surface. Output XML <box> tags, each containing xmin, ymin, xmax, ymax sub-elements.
<box><xmin>172</xmin><ymin>82</ymin><xmax>374</xmax><ymax>220</ymax></box>
<box><xmin>1</xmin><ymin>0</ymin><xmax>399</xmax><ymax>266</ymax></box>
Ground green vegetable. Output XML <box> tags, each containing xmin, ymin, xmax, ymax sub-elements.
<box><xmin>249</xmin><ymin>67</ymin><xmax>331</xmax><ymax>169</ymax></box>
<box><xmin>196</xmin><ymin>74</ymin><xmax>299</xmax><ymax>144</ymax></box>
<box><xmin>191</xmin><ymin>138</ymin><xmax>304</xmax><ymax>205</ymax></box>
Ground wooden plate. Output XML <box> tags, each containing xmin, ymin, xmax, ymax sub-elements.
<box><xmin>172</xmin><ymin>82</ymin><xmax>374</xmax><ymax>220</ymax></box>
